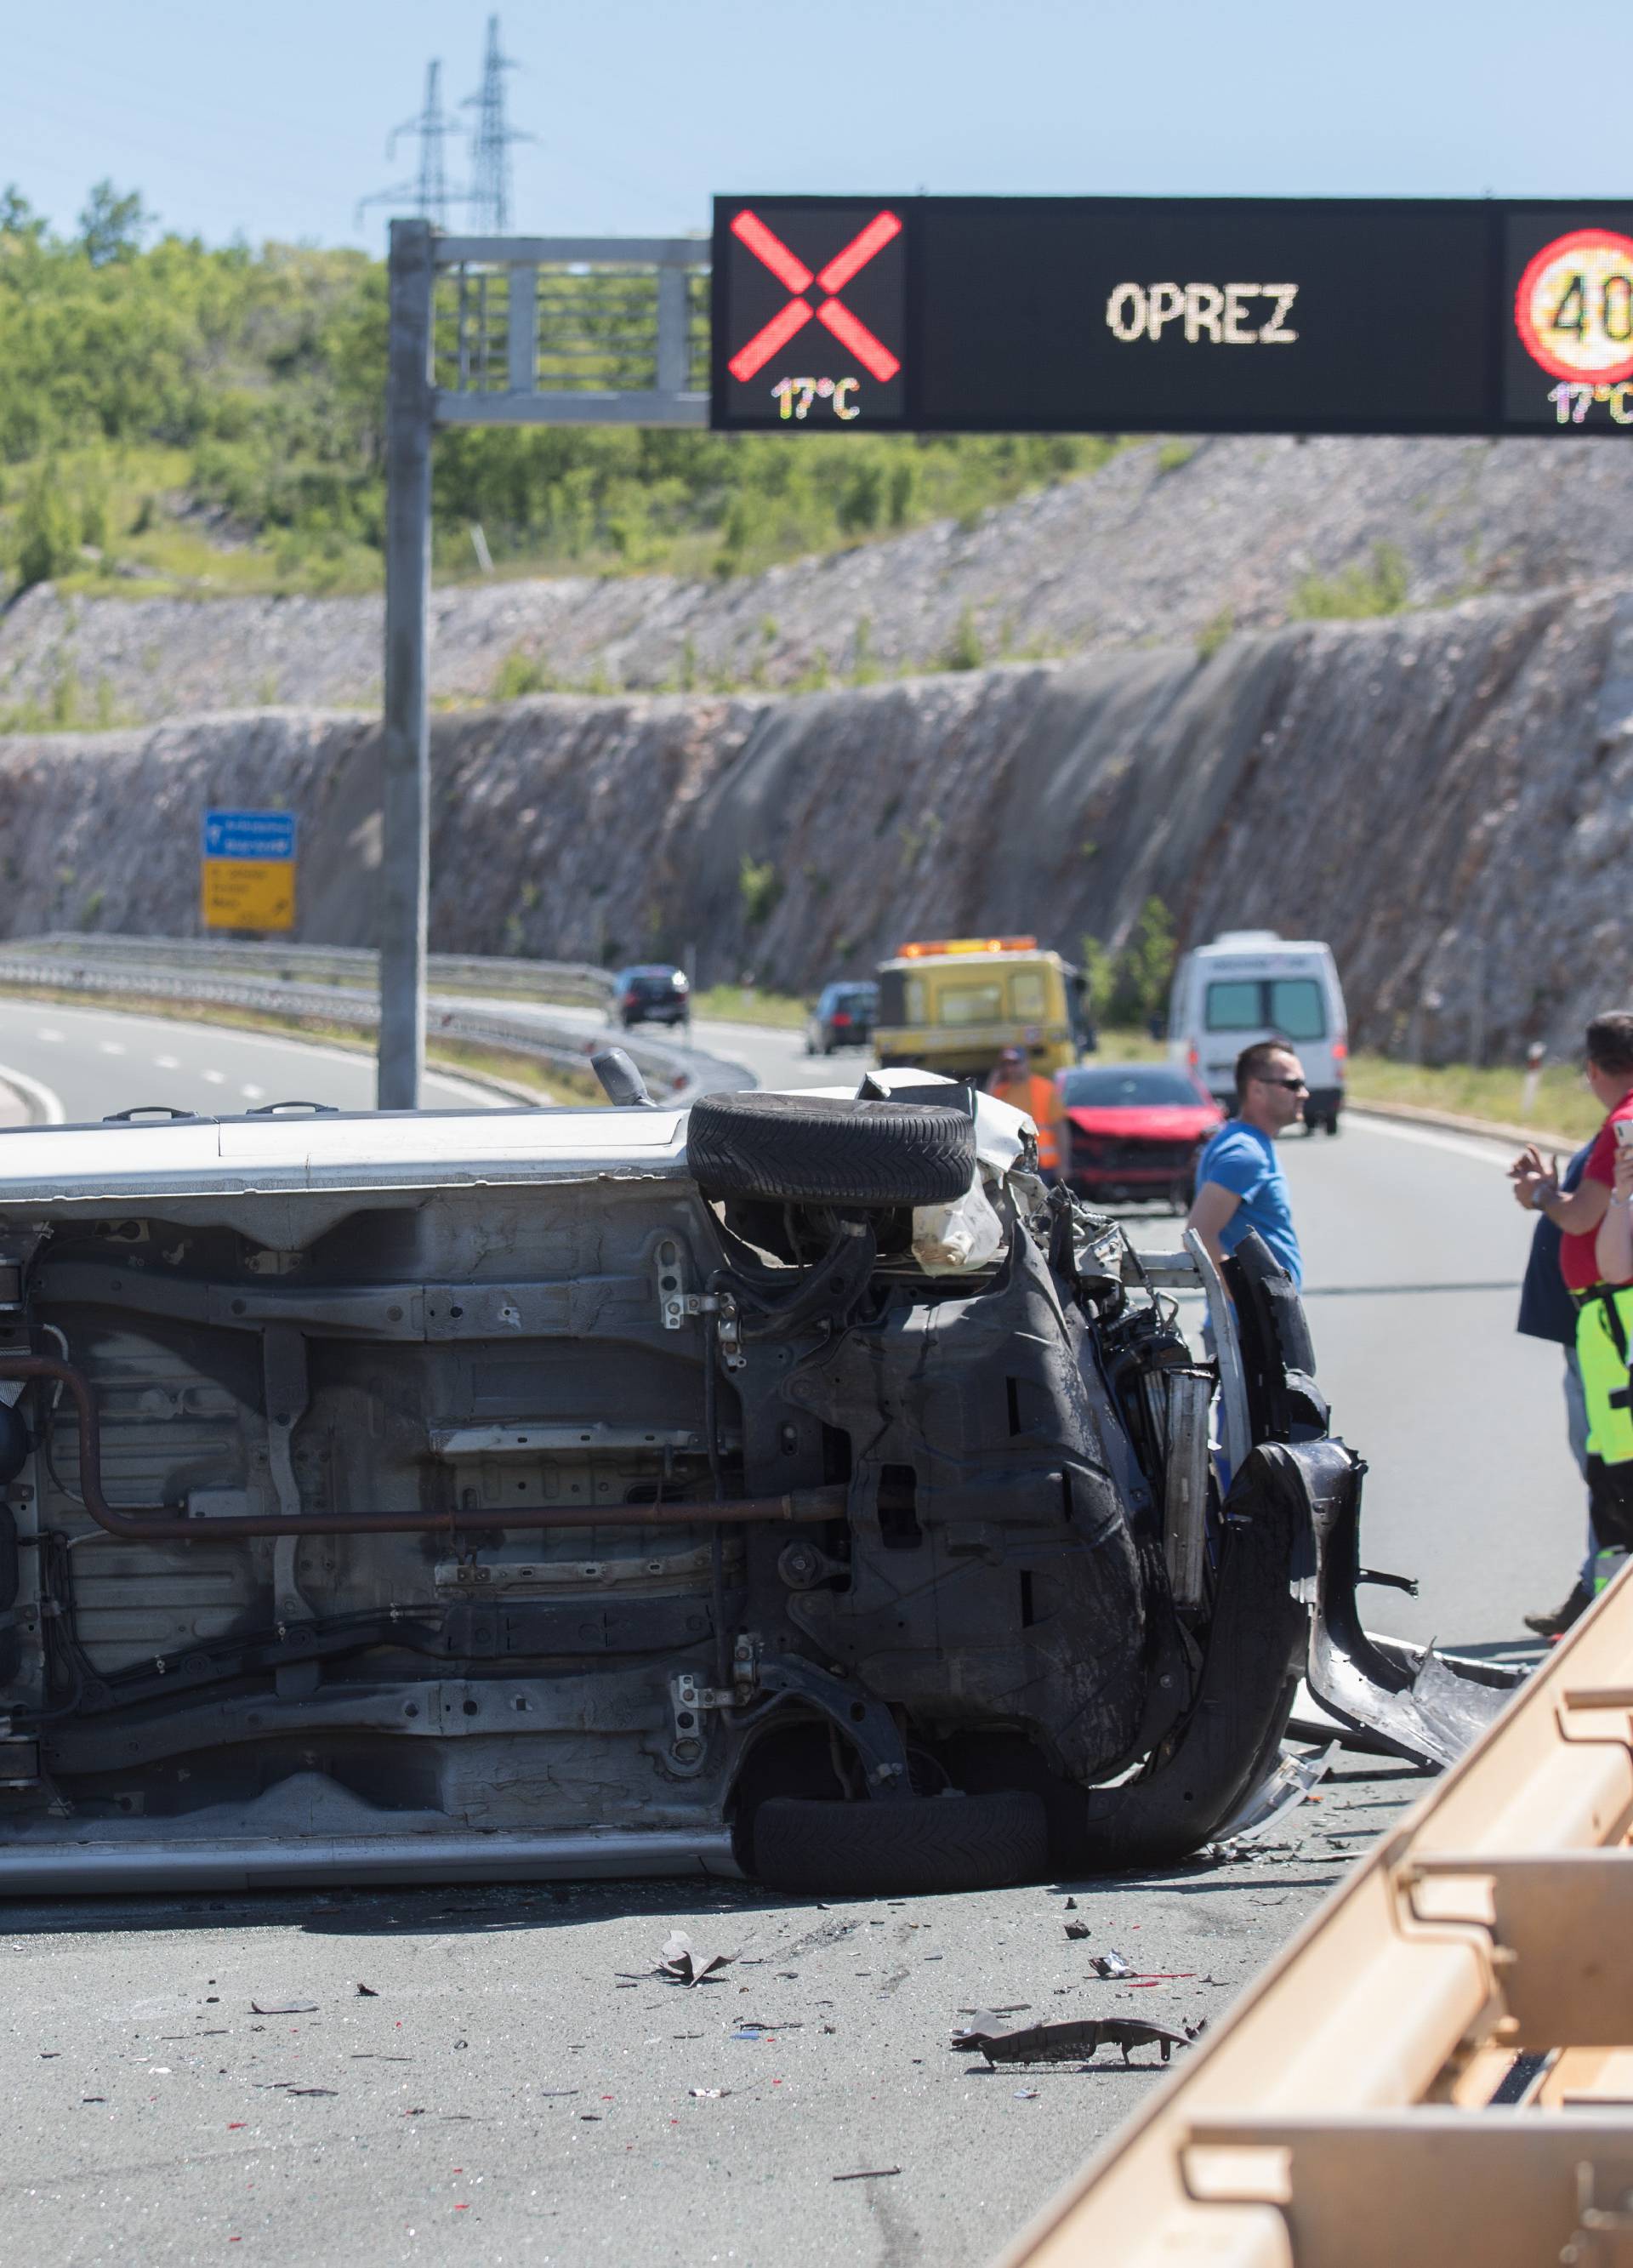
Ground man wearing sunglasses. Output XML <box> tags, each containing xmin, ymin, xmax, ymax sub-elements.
<box><xmin>1186</xmin><ymin>1039</ymin><xmax>1306</xmax><ymax>1288</ymax></box>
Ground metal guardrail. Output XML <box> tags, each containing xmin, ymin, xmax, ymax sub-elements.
<box><xmin>1000</xmin><ymin>1562</ymin><xmax>1633</xmax><ymax>2268</ymax></box>
<box><xmin>1</xmin><ymin>935</ymin><xmax>617</xmax><ymax>1011</ymax></box>
<box><xmin>0</xmin><ymin>944</ymin><xmax>748</xmax><ymax>1105</ymax></box>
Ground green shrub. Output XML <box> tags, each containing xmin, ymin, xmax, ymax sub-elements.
<box><xmin>944</xmin><ymin>606</ymin><xmax>986</xmax><ymax>671</ymax></box>
<box><xmin>1290</xmin><ymin>542</ymin><xmax>1410</xmax><ymax>621</ymax></box>
<box><xmin>738</xmin><ymin>854</ymin><xmax>782</xmax><ymax>928</ymax></box>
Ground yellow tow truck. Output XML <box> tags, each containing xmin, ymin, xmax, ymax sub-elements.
<box><xmin>873</xmin><ymin>935</ymin><xmax>1087</xmax><ymax>1081</ymax></box>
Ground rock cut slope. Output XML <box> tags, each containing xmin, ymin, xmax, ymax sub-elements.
<box><xmin>3</xmin><ymin>434</ymin><xmax>1633</xmax><ymax>721</ymax></box>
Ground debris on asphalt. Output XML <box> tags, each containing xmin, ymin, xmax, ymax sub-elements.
<box><xmin>1090</xmin><ymin>1952</ymin><xmax>1132</xmax><ymax>1979</ymax></box>
<box><xmin>356</xmin><ymin>1983</ymin><xmax>379</xmax><ymax>1997</ymax></box>
<box><xmin>1063</xmin><ymin>1920</ymin><xmax>1091</xmax><ymax>1940</ymax></box>
<box><xmin>689</xmin><ymin>2087</ymin><xmax>731</xmax><ymax>2099</ymax></box>
<box><xmin>1013</xmin><ymin>2087</ymin><xmax>1038</xmax><ymax>2099</ymax></box>
<box><xmin>1063</xmin><ymin>1896</ymin><xmax>1078</xmax><ymax>1910</ymax></box>
<box><xmin>350</xmin><ymin>2053</ymin><xmax>413</xmax><ymax>2062</ymax></box>
<box><xmin>951</xmin><ymin>2013</ymin><xmax>1194</xmax><ymax>2067</ymax></box>
<box><xmin>833</xmin><ymin>2168</ymin><xmax>902</xmax><ymax>2182</ymax></box>
<box><xmin>655</xmin><ymin>1930</ymin><xmax>735</xmax><ymax>1987</ymax></box>
<box><xmin>249</xmin><ymin>2000</ymin><xmax>318</xmax><ymax>2015</ymax></box>
<box><xmin>1209</xmin><ymin>1741</ymin><xmax>1340</xmax><ymax>1850</ymax></box>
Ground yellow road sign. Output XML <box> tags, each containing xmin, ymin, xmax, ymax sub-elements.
<box><xmin>201</xmin><ymin>858</ymin><xmax>296</xmax><ymax>932</ymax></box>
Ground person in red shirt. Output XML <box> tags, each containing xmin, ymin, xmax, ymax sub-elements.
<box><xmin>1513</xmin><ymin>1013</ymin><xmax>1633</xmax><ymax>1580</ymax></box>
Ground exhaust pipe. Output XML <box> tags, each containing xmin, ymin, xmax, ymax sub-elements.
<box><xmin>0</xmin><ymin>1354</ymin><xmax>843</xmax><ymax>1542</ymax></box>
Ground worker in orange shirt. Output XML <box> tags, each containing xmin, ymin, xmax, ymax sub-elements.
<box><xmin>987</xmin><ymin>1046</ymin><xmax>1067</xmax><ymax>1182</ymax></box>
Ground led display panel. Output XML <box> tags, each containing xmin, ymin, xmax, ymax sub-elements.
<box><xmin>713</xmin><ymin>200</ymin><xmax>908</xmax><ymax>430</ymax></box>
<box><xmin>1504</xmin><ymin>208</ymin><xmax>1633</xmax><ymax>430</ymax></box>
<box><xmin>712</xmin><ymin>196</ymin><xmax>1633</xmax><ymax>439</ymax></box>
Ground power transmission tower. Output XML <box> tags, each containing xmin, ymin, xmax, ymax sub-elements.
<box><xmin>357</xmin><ymin>60</ymin><xmax>464</xmax><ymax>231</ymax></box>
<box><xmin>463</xmin><ymin>15</ymin><xmax>532</xmax><ymax>235</ymax></box>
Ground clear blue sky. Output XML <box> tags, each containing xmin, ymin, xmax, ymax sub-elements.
<box><xmin>7</xmin><ymin>0</ymin><xmax>1630</xmax><ymax>251</ymax></box>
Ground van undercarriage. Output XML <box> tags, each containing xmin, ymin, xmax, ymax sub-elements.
<box><xmin>0</xmin><ymin>1084</ymin><xmax>1509</xmax><ymax>1894</ymax></box>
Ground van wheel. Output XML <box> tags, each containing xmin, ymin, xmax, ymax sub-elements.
<box><xmin>747</xmin><ymin>1791</ymin><xmax>1047</xmax><ymax>1897</ymax></box>
<box><xmin>686</xmin><ymin>1090</ymin><xmax>975</xmax><ymax>1208</ymax></box>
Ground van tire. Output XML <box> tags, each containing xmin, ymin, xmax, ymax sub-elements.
<box><xmin>686</xmin><ymin>1091</ymin><xmax>975</xmax><ymax>1208</ymax></box>
<box><xmin>748</xmin><ymin>1791</ymin><xmax>1048</xmax><ymax>1896</ymax></box>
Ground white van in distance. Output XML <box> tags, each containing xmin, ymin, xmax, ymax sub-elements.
<box><xmin>1167</xmin><ymin>932</ymin><xmax>1348</xmax><ymax>1134</ymax></box>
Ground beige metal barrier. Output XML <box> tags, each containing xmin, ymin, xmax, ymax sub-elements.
<box><xmin>1000</xmin><ymin>1563</ymin><xmax>1633</xmax><ymax>2268</ymax></box>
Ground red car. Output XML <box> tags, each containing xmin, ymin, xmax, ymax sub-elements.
<box><xmin>1057</xmin><ymin>1063</ymin><xmax>1224</xmax><ymax>1210</ymax></box>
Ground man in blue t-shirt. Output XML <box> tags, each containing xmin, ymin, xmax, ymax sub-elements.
<box><xmin>1186</xmin><ymin>1039</ymin><xmax>1306</xmax><ymax>1287</ymax></box>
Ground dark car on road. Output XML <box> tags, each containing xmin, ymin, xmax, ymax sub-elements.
<box><xmin>1059</xmin><ymin>1062</ymin><xmax>1223</xmax><ymax>1209</ymax></box>
<box><xmin>805</xmin><ymin>981</ymin><xmax>879</xmax><ymax>1056</ymax></box>
<box><xmin>615</xmin><ymin>964</ymin><xmax>690</xmax><ymax>1030</ymax></box>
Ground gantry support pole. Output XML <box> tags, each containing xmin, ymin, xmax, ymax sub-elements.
<box><xmin>378</xmin><ymin>217</ymin><xmax>435</xmax><ymax>1109</ymax></box>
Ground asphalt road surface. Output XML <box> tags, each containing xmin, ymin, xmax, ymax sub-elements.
<box><xmin>0</xmin><ymin>999</ymin><xmax>507</xmax><ymax>1124</ymax></box>
<box><xmin>0</xmin><ymin>1006</ymin><xmax>1576</xmax><ymax>2268</ymax></box>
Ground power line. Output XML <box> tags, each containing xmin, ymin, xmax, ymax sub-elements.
<box><xmin>356</xmin><ymin>59</ymin><xmax>464</xmax><ymax>231</ymax></box>
<box><xmin>462</xmin><ymin>15</ymin><xmax>533</xmax><ymax>235</ymax></box>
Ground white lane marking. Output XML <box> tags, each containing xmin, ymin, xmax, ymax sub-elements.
<box><xmin>201</xmin><ymin>1069</ymin><xmax>225</xmax><ymax>1086</ymax></box>
<box><xmin>3</xmin><ymin>1000</ymin><xmax>507</xmax><ymax>1110</ymax></box>
<box><xmin>1346</xmin><ymin>1112</ymin><xmax>1524</xmax><ymax>1170</ymax></box>
<box><xmin>242</xmin><ymin>1083</ymin><xmax>265</xmax><ymax>1101</ymax></box>
<box><xmin>154</xmin><ymin>1054</ymin><xmax>180</xmax><ymax>1071</ymax></box>
<box><xmin>0</xmin><ymin>1059</ymin><xmax>65</xmax><ymax>1125</ymax></box>
<box><xmin>98</xmin><ymin>1040</ymin><xmax>127</xmax><ymax>1057</ymax></box>
<box><xmin>37</xmin><ymin>1028</ymin><xmax>63</xmax><ymax>1044</ymax></box>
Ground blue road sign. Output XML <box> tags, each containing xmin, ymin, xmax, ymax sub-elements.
<box><xmin>202</xmin><ymin>809</ymin><xmax>298</xmax><ymax>862</ymax></box>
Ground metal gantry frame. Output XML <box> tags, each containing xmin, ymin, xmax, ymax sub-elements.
<box><xmin>379</xmin><ymin>217</ymin><xmax>708</xmax><ymax>1107</ymax></box>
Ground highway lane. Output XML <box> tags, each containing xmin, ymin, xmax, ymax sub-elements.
<box><xmin>0</xmin><ymin>998</ymin><xmax>506</xmax><ymax>1122</ymax></box>
<box><xmin>0</xmin><ymin>1002</ymin><xmax>1571</xmax><ymax>2268</ymax></box>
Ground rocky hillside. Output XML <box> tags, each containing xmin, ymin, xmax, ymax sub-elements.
<box><xmin>3</xmin><ymin>576</ymin><xmax>1630</xmax><ymax>1063</ymax></box>
<box><xmin>4</xmin><ymin>434</ymin><xmax>1633</xmax><ymax>722</ymax></box>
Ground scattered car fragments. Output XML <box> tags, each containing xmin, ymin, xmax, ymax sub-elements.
<box><xmin>655</xmin><ymin>1931</ymin><xmax>735</xmax><ymax>1986</ymax></box>
<box><xmin>0</xmin><ymin>1064</ymin><xmax>1514</xmax><ymax>1894</ymax></box>
<box><xmin>951</xmin><ymin>2014</ymin><xmax>1194</xmax><ymax>2067</ymax></box>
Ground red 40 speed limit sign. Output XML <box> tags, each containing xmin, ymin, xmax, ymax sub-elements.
<box><xmin>1513</xmin><ymin>227</ymin><xmax>1633</xmax><ymax>425</ymax></box>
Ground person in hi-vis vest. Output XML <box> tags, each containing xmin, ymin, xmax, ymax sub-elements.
<box><xmin>987</xmin><ymin>1046</ymin><xmax>1066</xmax><ymax>1182</ymax></box>
<box><xmin>1513</xmin><ymin>1013</ymin><xmax>1633</xmax><ymax>1593</ymax></box>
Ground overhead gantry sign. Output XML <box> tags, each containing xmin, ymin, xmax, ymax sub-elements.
<box><xmin>711</xmin><ymin>195</ymin><xmax>1633</xmax><ymax>436</ymax></box>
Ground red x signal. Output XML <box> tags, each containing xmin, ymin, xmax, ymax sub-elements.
<box><xmin>728</xmin><ymin>208</ymin><xmax>902</xmax><ymax>385</ymax></box>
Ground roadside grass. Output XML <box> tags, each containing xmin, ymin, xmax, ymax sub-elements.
<box><xmin>689</xmin><ymin>983</ymin><xmax>808</xmax><ymax>1029</ymax></box>
<box><xmin>0</xmin><ymin>982</ymin><xmax>592</xmax><ymax>1107</ymax></box>
<box><xmin>1095</xmin><ymin>1027</ymin><xmax>1594</xmax><ymax>1141</ymax></box>
<box><xmin>1343</xmin><ymin>1051</ymin><xmax>1597</xmax><ymax>1144</ymax></box>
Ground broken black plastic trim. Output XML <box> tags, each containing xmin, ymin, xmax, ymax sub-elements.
<box><xmin>1301</xmin><ymin>1439</ymin><xmax>1520</xmax><ymax>1768</ymax></box>
<box><xmin>1070</xmin><ymin>1444</ymin><xmax>1310</xmax><ymax>1871</ymax></box>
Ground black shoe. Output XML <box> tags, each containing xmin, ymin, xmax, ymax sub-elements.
<box><xmin>1523</xmin><ymin>1580</ymin><xmax>1591</xmax><ymax>1638</ymax></box>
